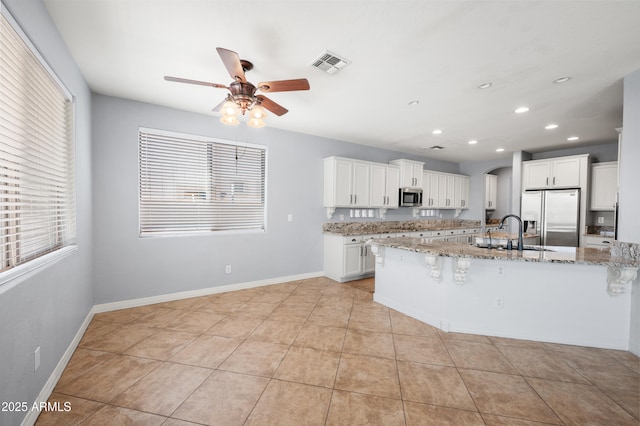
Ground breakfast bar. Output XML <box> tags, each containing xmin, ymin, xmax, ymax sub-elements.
<box><xmin>369</xmin><ymin>237</ymin><xmax>639</xmax><ymax>350</ymax></box>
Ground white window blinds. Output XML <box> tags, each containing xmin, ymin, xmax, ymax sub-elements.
<box><xmin>139</xmin><ymin>128</ymin><xmax>266</xmax><ymax>236</ymax></box>
<box><xmin>0</xmin><ymin>11</ymin><xmax>76</xmax><ymax>273</ymax></box>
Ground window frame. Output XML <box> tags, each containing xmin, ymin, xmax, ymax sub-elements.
<box><xmin>138</xmin><ymin>127</ymin><xmax>268</xmax><ymax>238</ymax></box>
<box><xmin>0</xmin><ymin>4</ymin><xmax>77</xmax><ymax>288</ymax></box>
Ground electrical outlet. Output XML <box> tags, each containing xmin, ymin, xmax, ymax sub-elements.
<box><xmin>497</xmin><ymin>266</ymin><xmax>504</xmax><ymax>275</ymax></box>
<box><xmin>34</xmin><ymin>346</ymin><xmax>40</xmax><ymax>371</ymax></box>
<box><xmin>225</xmin><ymin>265</ymin><xmax>231</xmax><ymax>274</ymax></box>
<box><xmin>598</xmin><ymin>216</ymin><xmax>604</xmax><ymax>224</ymax></box>
<box><xmin>494</xmin><ymin>297</ymin><xmax>504</xmax><ymax>309</ymax></box>
<box><xmin>339</xmin><ymin>214</ymin><xmax>345</xmax><ymax>221</ymax></box>
<box><xmin>287</xmin><ymin>214</ymin><xmax>293</xmax><ymax>222</ymax></box>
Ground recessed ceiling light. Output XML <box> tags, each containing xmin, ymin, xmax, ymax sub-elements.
<box><xmin>567</xmin><ymin>136</ymin><xmax>580</xmax><ymax>141</ymax></box>
<box><xmin>478</xmin><ymin>82</ymin><xmax>492</xmax><ymax>89</ymax></box>
<box><xmin>554</xmin><ymin>76</ymin><xmax>571</xmax><ymax>83</ymax></box>
<box><xmin>408</xmin><ymin>100</ymin><xmax>420</xmax><ymax>106</ymax></box>
<box><xmin>545</xmin><ymin>124</ymin><xmax>559</xmax><ymax>130</ymax></box>
<box><xmin>496</xmin><ymin>148</ymin><xmax>505</xmax><ymax>152</ymax></box>
<box><xmin>432</xmin><ymin>129</ymin><xmax>443</xmax><ymax>135</ymax></box>
<box><xmin>468</xmin><ymin>140</ymin><xmax>478</xmax><ymax>145</ymax></box>
<box><xmin>514</xmin><ymin>106</ymin><xmax>530</xmax><ymax>114</ymax></box>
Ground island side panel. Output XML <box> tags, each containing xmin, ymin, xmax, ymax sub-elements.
<box><xmin>373</xmin><ymin>248</ymin><xmax>449</xmax><ymax>331</ymax></box>
<box><xmin>373</xmin><ymin>247</ymin><xmax>632</xmax><ymax>350</ymax></box>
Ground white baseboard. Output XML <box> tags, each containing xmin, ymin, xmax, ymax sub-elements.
<box><xmin>21</xmin><ymin>307</ymin><xmax>96</xmax><ymax>426</ymax></box>
<box><xmin>94</xmin><ymin>271</ymin><xmax>324</xmax><ymax>313</ymax></box>
<box><xmin>21</xmin><ymin>271</ymin><xmax>323</xmax><ymax>426</ymax></box>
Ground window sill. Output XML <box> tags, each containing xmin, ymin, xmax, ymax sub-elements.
<box><xmin>0</xmin><ymin>246</ymin><xmax>78</xmax><ymax>292</ymax></box>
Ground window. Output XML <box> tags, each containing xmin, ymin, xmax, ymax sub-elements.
<box><xmin>0</xmin><ymin>10</ymin><xmax>76</xmax><ymax>275</ymax></box>
<box><xmin>138</xmin><ymin>128</ymin><xmax>267</xmax><ymax>236</ymax></box>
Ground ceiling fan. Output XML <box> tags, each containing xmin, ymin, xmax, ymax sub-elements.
<box><xmin>164</xmin><ymin>47</ymin><xmax>310</xmax><ymax>126</ymax></box>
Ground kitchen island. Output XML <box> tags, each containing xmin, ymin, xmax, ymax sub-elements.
<box><xmin>369</xmin><ymin>237</ymin><xmax>639</xmax><ymax>350</ymax></box>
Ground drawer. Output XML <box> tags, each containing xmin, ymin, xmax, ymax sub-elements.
<box><xmin>584</xmin><ymin>236</ymin><xmax>614</xmax><ymax>248</ymax></box>
<box><xmin>457</xmin><ymin>228</ymin><xmax>480</xmax><ymax>235</ymax></box>
<box><xmin>394</xmin><ymin>232</ymin><xmax>413</xmax><ymax>238</ymax></box>
<box><xmin>411</xmin><ymin>231</ymin><xmax>432</xmax><ymax>237</ymax></box>
<box><xmin>343</xmin><ymin>234</ymin><xmax>378</xmax><ymax>244</ymax></box>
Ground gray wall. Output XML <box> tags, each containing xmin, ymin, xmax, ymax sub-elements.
<box><xmin>531</xmin><ymin>142</ymin><xmax>618</xmax><ymax>163</ymax></box>
<box><xmin>620</xmin><ymin>69</ymin><xmax>640</xmax><ymax>355</ymax></box>
<box><xmin>91</xmin><ymin>94</ymin><xmax>457</xmax><ymax>304</ymax></box>
<box><xmin>0</xmin><ymin>1</ymin><xmax>93</xmax><ymax>425</ymax></box>
<box><xmin>459</xmin><ymin>157</ymin><xmax>513</xmax><ymax>222</ymax></box>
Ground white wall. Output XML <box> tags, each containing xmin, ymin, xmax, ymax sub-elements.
<box><xmin>620</xmin><ymin>69</ymin><xmax>640</xmax><ymax>355</ymax></box>
<box><xmin>91</xmin><ymin>94</ymin><xmax>457</xmax><ymax>304</ymax></box>
<box><xmin>0</xmin><ymin>1</ymin><xmax>93</xmax><ymax>425</ymax></box>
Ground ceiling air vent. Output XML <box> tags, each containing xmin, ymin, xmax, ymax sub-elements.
<box><xmin>311</xmin><ymin>50</ymin><xmax>350</xmax><ymax>74</ymax></box>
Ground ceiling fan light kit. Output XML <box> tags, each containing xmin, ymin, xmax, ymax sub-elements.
<box><xmin>165</xmin><ymin>47</ymin><xmax>310</xmax><ymax>129</ymax></box>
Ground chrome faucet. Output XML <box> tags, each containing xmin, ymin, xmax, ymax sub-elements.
<box><xmin>499</xmin><ymin>214</ymin><xmax>523</xmax><ymax>251</ymax></box>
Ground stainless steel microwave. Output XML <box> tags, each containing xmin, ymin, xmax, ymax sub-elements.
<box><xmin>399</xmin><ymin>187</ymin><xmax>423</xmax><ymax>207</ymax></box>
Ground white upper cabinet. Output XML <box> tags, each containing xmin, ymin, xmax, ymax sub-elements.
<box><xmin>370</xmin><ymin>164</ymin><xmax>400</xmax><ymax>208</ymax></box>
<box><xmin>522</xmin><ymin>155</ymin><xmax>588</xmax><ymax>190</ymax></box>
<box><xmin>436</xmin><ymin>173</ymin><xmax>455</xmax><ymax>208</ymax></box>
<box><xmin>485</xmin><ymin>174</ymin><xmax>497</xmax><ymax>210</ymax></box>
<box><xmin>324</xmin><ymin>157</ymin><xmax>370</xmax><ymax>208</ymax></box>
<box><xmin>422</xmin><ymin>171</ymin><xmax>468</xmax><ymax>209</ymax></box>
<box><xmin>389</xmin><ymin>159</ymin><xmax>424</xmax><ymax>188</ymax></box>
<box><xmin>422</xmin><ymin>171</ymin><xmax>437</xmax><ymax>208</ymax></box>
<box><xmin>590</xmin><ymin>162</ymin><xmax>618</xmax><ymax>211</ymax></box>
<box><xmin>453</xmin><ymin>175</ymin><xmax>470</xmax><ymax>209</ymax></box>
<box><xmin>324</xmin><ymin>156</ymin><xmax>402</xmax><ymax>218</ymax></box>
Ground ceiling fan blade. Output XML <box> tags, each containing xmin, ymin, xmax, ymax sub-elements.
<box><xmin>256</xmin><ymin>95</ymin><xmax>288</xmax><ymax>116</ymax></box>
<box><xmin>258</xmin><ymin>79</ymin><xmax>310</xmax><ymax>93</ymax></box>
<box><xmin>216</xmin><ymin>47</ymin><xmax>246</xmax><ymax>83</ymax></box>
<box><xmin>164</xmin><ymin>76</ymin><xmax>227</xmax><ymax>89</ymax></box>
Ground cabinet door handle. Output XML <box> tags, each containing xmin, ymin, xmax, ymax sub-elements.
<box><xmin>546</xmin><ymin>177</ymin><xmax>549</xmax><ymax>186</ymax></box>
<box><xmin>354</xmin><ymin>194</ymin><xmax>357</xmax><ymax>204</ymax></box>
<box><xmin>553</xmin><ymin>176</ymin><xmax>556</xmax><ymax>185</ymax></box>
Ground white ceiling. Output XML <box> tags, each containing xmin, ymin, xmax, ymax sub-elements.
<box><xmin>43</xmin><ymin>0</ymin><xmax>640</xmax><ymax>162</ymax></box>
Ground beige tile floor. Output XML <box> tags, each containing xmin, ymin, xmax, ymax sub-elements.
<box><xmin>37</xmin><ymin>277</ymin><xmax>639</xmax><ymax>425</ymax></box>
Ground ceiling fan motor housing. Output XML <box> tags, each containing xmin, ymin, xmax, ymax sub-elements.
<box><xmin>229</xmin><ymin>81</ymin><xmax>257</xmax><ymax>114</ymax></box>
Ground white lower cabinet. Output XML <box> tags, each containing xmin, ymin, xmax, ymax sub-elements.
<box><xmin>324</xmin><ymin>228</ymin><xmax>481</xmax><ymax>281</ymax></box>
<box><xmin>324</xmin><ymin>233</ymin><xmax>377</xmax><ymax>282</ymax></box>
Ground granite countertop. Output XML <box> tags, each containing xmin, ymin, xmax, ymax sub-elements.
<box><xmin>323</xmin><ymin>220</ymin><xmax>482</xmax><ymax>236</ymax></box>
<box><xmin>368</xmin><ymin>236</ymin><xmax>640</xmax><ymax>268</ymax></box>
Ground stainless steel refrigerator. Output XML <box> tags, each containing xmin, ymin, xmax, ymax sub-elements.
<box><xmin>521</xmin><ymin>189</ymin><xmax>580</xmax><ymax>247</ymax></box>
